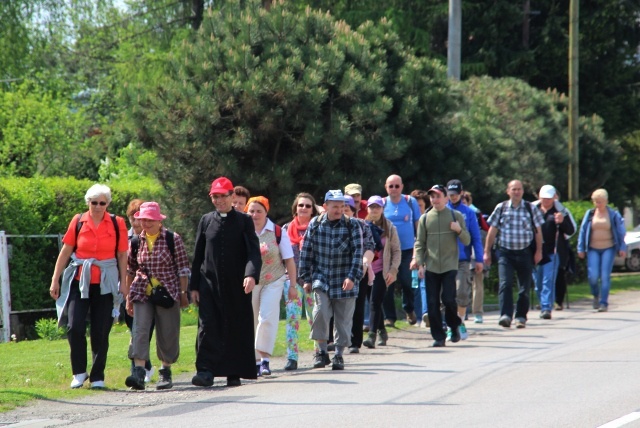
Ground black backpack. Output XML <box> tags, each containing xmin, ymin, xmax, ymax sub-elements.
<box><xmin>130</xmin><ymin>230</ymin><xmax>176</xmax><ymax>263</ymax></box>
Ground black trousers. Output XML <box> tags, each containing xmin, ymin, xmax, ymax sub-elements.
<box><xmin>425</xmin><ymin>270</ymin><xmax>460</xmax><ymax>342</ymax></box>
<box><xmin>368</xmin><ymin>272</ymin><xmax>387</xmax><ymax>334</ymax></box>
<box><xmin>67</xmin><ymin>280</ymin><xmax>114</xmax><ymax>382</ymax></box>
<box><xmin>350</xmin><ymin>276</ymin><xmax>370</xmax><ymax>348</ymax></box>
<box><xmin>555</xmin><ymin>267</ymin><xmax>568</xmax><ymax>306</ymax></box>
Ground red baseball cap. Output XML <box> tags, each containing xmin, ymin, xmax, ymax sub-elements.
<box><xmin>209</xmin><ymin>177</ymin><xmax>234</xmax><ymax>195</ymax></box>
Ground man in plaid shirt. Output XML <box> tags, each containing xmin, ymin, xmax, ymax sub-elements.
<box><xmin>484</xmin><ymin>180</ymin><xmax>544</xmax><ymax>329</ymax></box>
<box><xmin>299</xmin><ymin>189</ymin><xmax>363</xmax><ymax>371</ymax></box>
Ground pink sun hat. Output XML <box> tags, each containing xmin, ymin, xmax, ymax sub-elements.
<box><xmin>134</xmin><ymin>202</ymin><xmax>166</xmax><ymax>221</ymax></box>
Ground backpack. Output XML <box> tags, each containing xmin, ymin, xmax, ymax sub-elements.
<box><xmin>74</xmin><ymin>213</ymin><xmax>120</xmax><ymax>258</ymax></box>
<box><xmin>267</xmin><ymin>217</ymin><xmax>282</xmax><ymax>244</ymax></box>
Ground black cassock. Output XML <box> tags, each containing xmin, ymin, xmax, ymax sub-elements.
<box><xmin>189</xmin><ymin>209</ymin><xmax>261</xmax><ymax>379</ymax></box>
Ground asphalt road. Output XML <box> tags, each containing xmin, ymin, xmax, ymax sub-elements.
<box><xmin>4</xmin><ymin>291</ymin><xmax>640</xmax><ymax>428</ymax></box>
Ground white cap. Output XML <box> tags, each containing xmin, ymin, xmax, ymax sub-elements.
<box><xmin>539</xmin><ymin>185</ymin><xmax>556</xmax><ymax>199</ymax></box>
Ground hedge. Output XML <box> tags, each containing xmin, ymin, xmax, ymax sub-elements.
<box><xmin>0</xmin><ymin>177</ymin><xmax>163</xmax><ymax>310</ymax></box>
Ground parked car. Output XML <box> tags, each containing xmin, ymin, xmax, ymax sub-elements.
<box><xmin>614</xmin><ymin>225</ymin><xmax>640</xmax><ymax>271</ymax></box>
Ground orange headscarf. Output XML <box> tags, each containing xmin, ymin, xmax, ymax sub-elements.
<box><xmin>244</xmin><ymin>196</ymin><xmax>270</xmax><ymax>213</ymax></box>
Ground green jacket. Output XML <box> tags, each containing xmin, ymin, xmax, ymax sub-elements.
<box><xmin>414</xmin><ymin>207</ymin><xmax>470</xmax><ymax>274</ymax></box>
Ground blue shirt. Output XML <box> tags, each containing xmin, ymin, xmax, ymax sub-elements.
<box><xmin>447</xmin><ymin>200</ymin><xmax>484</xmax><ymax>262</ymax></box>
<box><xmin>384</xmin><ymin>195</ymin><xmax>421</xmax><ymax>250</ymax></box>
<box><xmin>298</xmin><ymin>214</ymin><xmax>363</xmax><ymax>299</ymax></box>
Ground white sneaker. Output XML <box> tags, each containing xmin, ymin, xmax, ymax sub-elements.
<box><xmin>145</xmin><ymin>367</ymin><xmax>154</xmax><ymax>383</ymax></box>
<box><xmin>459</xmin><ymin>323</ymin><xmax>469</xmax><ymax>340</ymax></box>
<box><xmin>70</xmin><ymin>373</ymin><xmax>88</xmax><ymax>389</ymax></box>
<box><xmin>91</xmin><ymin>380</ymin><xmax>105</xmax><ymax>389</ymax></box>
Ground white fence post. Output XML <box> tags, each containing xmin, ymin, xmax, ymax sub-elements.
<box><xmin>0</xmin><ymin>231</ymin><xmax>11</xmax><ymax>342</ymax></box>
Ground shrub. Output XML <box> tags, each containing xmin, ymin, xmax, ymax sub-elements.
<box><xmin>35</xmin><ymin>318</ymin><xmax>66</xmax><ymax>341</ymax></box>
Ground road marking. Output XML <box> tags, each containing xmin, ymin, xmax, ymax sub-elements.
<box><xmin>598</xmin><ymin>412</ymin><xmax>640</xmax><ymax>428</ymax></box>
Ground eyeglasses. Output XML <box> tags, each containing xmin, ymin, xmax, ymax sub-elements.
<box><xmin>297</xmin><ymin>203</ymin><xmax>313</xmax><ymax>208</ymax></box>
<box><xmin>387</xmin><ymin>184</ymin><xmax>401</xmax><ymax>189</ymax></box>
<box><xmin>91</xmin><ymin>201</ymin><xmax>107</xmax><ymax>206</ymax></box>
<box><xmin>211</xmin><ymin>193</ymin><xmax>232</xmax><ymax>200</ymax></box>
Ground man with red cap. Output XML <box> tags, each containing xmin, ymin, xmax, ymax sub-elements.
<box><xmin>189</xmin><ymin>177</ymin><xmax>262</xmax><ymax>387</ymax></box>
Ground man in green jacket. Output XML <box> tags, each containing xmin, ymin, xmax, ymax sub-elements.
<box><xmin>414</xmin><ymin>184</ymin><xmax>470</xmax><ymax>347</ymax></box>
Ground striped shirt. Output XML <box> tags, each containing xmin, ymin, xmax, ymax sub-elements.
<box><xmin>487</xmin><ymin>200</ymin><xmax>544</xmax><ymax>251</ymax></box>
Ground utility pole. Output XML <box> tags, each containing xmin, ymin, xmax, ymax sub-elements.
<box><xmin>568</xmin><ymin>0</ymin><xmax>579</xmax><ymax>200</ymax></box>
<box><xmin>447</xmin><ymin>0</ymin><xmax>461</xmax><ymax>80</ymax></box>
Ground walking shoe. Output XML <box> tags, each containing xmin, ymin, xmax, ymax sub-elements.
<box><xmin>156</xmin><ymin>367</ymin><xmax>173</xmax><ymax>390</ymax></box>
<box><xmin>363</xmin><ymin>333</ymin><xmax>376</xmax><ymax>349</ymax></box>
<box><xmin>125</xmin><ymin>366</ymin><xmax>146</xmax><ymax>391</ymax></box>
<box><xmin>90</xmin><ymin>381</ymin><xmax>105</xmax><ymax>389</ymax></box>
<box><xmin>313</xmin><ymin>351</ymin><xmax>329</xmax><ymax>369</ymax></box>
<box><xmin>422</xmin><ymin>313</ymin><xmax>430</xmax><ymax>328</ymax></box>
<box><xmin>593</xmin><ymin>296</ymin><xmax>599</xmax><ymax>309</ymax></box>
<box><xmin>331</xmin><ymin>355</ymin><xmax>345</xmax><ymax>370</ymax></box>
<box><xmin>363</xmin><ymin>325</ymin><xmax>370</xmax><ymax>332</ymax></box>
<box><xmin>540</xmin><ymin>310</ymin><xmax>552</xmax><ymax>320</ymax></box>
<box><xmin>144</xmin><ymin>367</ymin><xmax>154</xmax><ymax>383</ymax></box>
<box><xmin>554</xmin><ymin>302</ymin><xmax>563</xmax><ymax>311</ymax></box>
<box><xmin>406</xmin><ymin>311</ymin><xmax>417</xmax><ymax>325</ymax></box>
<box><xmin>226</xmin><ymin>377</ymin><xmax>241</xmax><ymax>387</ymax></box>
<box><xmin>598</xmin><ymin>305</ymin><xmax>608</xmax><ymax>312</ymax></box>
<box><xmin>377</xmin><ymin>329</ymin><xmax>388</xmax><ymax>346</ymax></box>
<box><xmin>284</xmin><ymin>359</ymin><xmax>298</xmax><ymax>371</ymax></box>
<box><xmin>70</xmin><ymin>372</ymin><xmax>88</xmax><ymax>389</ymax></box>
<box><xmin>445</xmin><ymin>328</ymin><xmax>452</xmax><ymax>342</ymax></box>
<box><xmin>191</xmin><ymin>371</ymin><xmax>214</xmax><ymax>387</ymax></box>
<box><xmin>348</xmin><ymin>346</ymin><xmax>359</xmax><ymax>354</ymax></box>
<box><xmin>450</xmin><ymin>326</ymin><xmax>461</xmax><ymax>343</ymax></box>
<box><xmin>260</xmin><ymin>360</ymin><xmax>271</xmax><ymax>376</ymax></box>
<box><xmin>515</xmin><ymin>317</ymin><xmax>526</xmax><ymax>328</ymax></box>
<box><xmin>432</xmin><ymin>340</ymin><xmax>446</xmax><ymax>347</ymax></box>
<box><xmin>474</xmin><ymin>314</ymin><xmax>483</xmax><ymax>324</ymax></box>
<box><xmin>384</xmin><ymin>319</ymin><xmax>395</xmax><ymax>328</ymax></box>
<box><xmin>459</xmin><ymin>323</ymin><xmax>468</xmax><ymax>340</ymax></box>
<box><xmin>498</xmin><ymin>315</ymin><xmax>512</xmax><ymax>328</ymax></box>
<box><xmin>256</xmin><ymin>364</ymin><xmax>261</xmax><ymax>377</ymax></box>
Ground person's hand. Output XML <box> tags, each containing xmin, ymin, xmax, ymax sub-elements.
<box><xmin>342</xmin><ymin>278</ymin><xmax>354</xmax><ymax>291</ymax></box>
<box><xmin>578</xmin><ymin>252</ymin><xmax>585</xmax><ymax>260</ymax></box>
<box><xmin>191</xmin><ymin>290</ymin><xmax>200</xmax><ymax>306</ymax></box>
<box><xmin>418</xmin><ymin>266</ymin><xmax>425</xmax><ymax>279</ymax></box>
<box><xmin>49</xmin><ymin>280</ymin><xmax>60</xmax><ymax>300</ymax></box>
<box><xmin>534</xmin><ymin>250</ymin><xmax>543</xmax><ymax>265</ymax></box>
<box><xmin>450</xmin><ymin>221</ymin><xmax>462</xmax><ymax>234</ymax></box>
<box><xmin>126</xmin><ymin>298</ymin><xmax>134</xmax><ymax>316</ymax></box>
<box><xmin>303</xmin><ymin>283</ymin><xmax>312</xmax><ymax>294</ymax></box>
<box><xmin>409</xmin><ymin>259</ymin><xmax>418</xmax><ymax>270</ymax></box>
<box><xmin>287</xmin><ymin>283</ymin><xmax>298</xmax><ymax>301</ymax></box>
<box><xmin>475</xmin><ymin>262</ymin><xmax>483</xmax><ymax>273</ymax></box>
<box><xmin>180</xmin><ymin>293</ymin><xmax>189</xmax><ymax>308</ymax></box>
<box><xmin>619</xmin><ymin>250</ymin><xmax>627</xmax><ymax>258</ymax></box>
<box><xmin>554</xmin><ymin>212</ymin><xmax>564</xmax><ymax>224</ymax></box>
<box><xmin>243</xmin><ymin>276</ymin><xmax>256</xmax><ymax>294</ymax></box>
<box><xmin>384</xmin><ymin>272</ymin><xmax>397</xmax><ymax>286</ymax></box>
<box><xmin>483</xmin><ymin>252</ymin><xmax>492</xmax><ymax>268</ymax></box>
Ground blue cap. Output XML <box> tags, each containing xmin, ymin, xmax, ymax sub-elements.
<box><xmin>367</xmin><ymin>195</ymin><xmax>384</xmax><ymax>207</ymax></box>
<box><xmin>325</xmin><ymin>189</ymin><xmax>345</xmax><ymax>203</ymax></box>
<box><xmin>343</xmin><ymin>195</ymin><xmax>356</xmax><ymax>209</ymax></box>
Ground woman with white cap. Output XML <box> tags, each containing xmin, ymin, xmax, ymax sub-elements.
<box><xmin>124</xmin><ymin>202</ymin><xmax>191</xmax><ymax>390</ymax></box>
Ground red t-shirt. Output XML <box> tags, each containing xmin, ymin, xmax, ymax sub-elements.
<box><xmin>62</xmin><ymin>212</ymin><xmax>128</xmax><ymax>283</ymax></box>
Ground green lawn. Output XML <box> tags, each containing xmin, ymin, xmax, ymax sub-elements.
<box><xmin>2</xmin><ymin>274</ymin><xmax>639</xmax><ymax>413</ymax></box>
<box><xmin>0</xmin><ymin>304</ymin><xmax>314</xmax><ymax>412</ymax></box>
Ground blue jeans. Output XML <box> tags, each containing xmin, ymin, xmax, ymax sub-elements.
<box><xmin>383</xmin><ymin>249</ymin><xmax>415</xmax><ymax>321</ymax></box>
<box><xmin>587</xmin><ymin>247</ymin><xmax>616</xmax><ymax>307</ymax></box>
<box><xmin>533</xmin><ymin>253</ymin><xmax>559</xmax><ymax>311</ymax></box>
<box><xmin>498</xmin><ymin>247</ymin><xmax>534</xmax><ymax>320</ymax></box>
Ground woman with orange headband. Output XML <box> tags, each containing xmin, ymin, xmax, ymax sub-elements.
<box><xmin>245</xmin><ymin>196</ymin><xmax>296</xmax><ymax>376</ymax></box>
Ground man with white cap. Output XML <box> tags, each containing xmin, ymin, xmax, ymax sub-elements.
<box><xmin>532</xmin><ymin>185</ymin><xmax>575</xmax><ymax>319</ymax></box>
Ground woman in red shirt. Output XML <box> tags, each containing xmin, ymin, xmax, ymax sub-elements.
<box><xmin>50</xmin><ymin>184</ymin><xmax>128</xmax><ymax>389</ymax></box>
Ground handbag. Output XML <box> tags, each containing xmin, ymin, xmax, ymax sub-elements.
<box><xmin>142</xmin><ymin>264</ymin><xmax>175</xmax><ymax>309</ymax></box>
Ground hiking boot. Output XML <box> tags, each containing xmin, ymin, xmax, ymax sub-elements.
<box><xmin>260</xmin><ymin>360</ymin><xmax>271</xmax><ymax>376</ymax></box>
<box><xmin>515</xmin><ymin>317</ymin><xmax>526</xmax><ymax>328</ymax></box>
<box><xmin>422</xmin><ymin>313</ymin><xmax>430</xmax><ymax>328</ymax></box>
<box><xmin>156</xmin><ymin>367</ymin><xmax>173</xmax><ymax>390</ymax></box>
<box><xmin>498</xmin><ymin>315</ymin><xmax>512</xmax><ymax>328</ymax></box>
<box><xmin>125</xmin><ymin>366</ymin><xmax>146</xmax><ymax>391</ymax></box>
<box><xmin>540</xmin><ymin>310</ymin><xmax>552</xmax><ymax>320</ymax></box>
<box><xmin>377</xmin><ymin>329</ymin><xmax>388</xmax><ymax>346</ymax></box>
<box><xmin>593</xmin><ymin>296</ymin><xmax>599</xmax><ymax>309</ymax></box>
<box><xmin>284</xmin><ymin>359</ymin><xmax>298</xmax><ymax>371</ymax></box>
<box><xmin>406</xmin><ymin>311</ymin><xmax>417</xmax><ymax>325</ymax></box>
<box><xmin>432</xmin><ymin>340</ymin><xmax>446</xmax><ymax>347</ymax></box>
<box><xmin>191</xmin><ymin>371</ymin><xmax>214</xmax><ymax>387</ymax></box>
<box><xmin>331</xmin><ymin>355</ymin><xmax>345</xmax><ymax>370</ymax></box>
<box><xmin>459</xmin><ymin>323</ymin><xmax>468</xmax><ymax>340</ymax></box>
<box><xmin>313</xmin><ymin>351</ymin><xmax>329</xmax><ymax>369</ymax></box>
<box><xmin>474</xmin><ymin>314</ymin><xmax>483</xmax><ymax>324</ymax></box>
<box><xmin>363</xmin><ymin>333</ymin><xmax>376</xmax><ymax>349</ymax></box>
<box><xmin>450</xmin><ymin>326</ymin><xmax>461</xmax><ymax>343</ymax></box>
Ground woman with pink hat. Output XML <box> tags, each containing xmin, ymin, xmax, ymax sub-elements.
<box><xmin>124</xmin><ymin>202</ymin><xmax>191</xmax><ymax>391</ymax></box>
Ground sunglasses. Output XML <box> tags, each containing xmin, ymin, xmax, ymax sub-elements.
<box><xmin>91</xmin><ymin>201</ymin><xmax>107</xmax><ymax>206</ymax></box>
<box><xmin>387</xmin><ymin>184</ymin><xmax>401</xmax><ymax>189</ymax></box>
<box><xmin>297</xmin><ymin>203</ymin><xmax>313</xmax><ymax>208</ymax></box>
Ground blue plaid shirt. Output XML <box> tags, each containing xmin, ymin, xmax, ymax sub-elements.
<box><xmin>298</xmin><ymin>214</ymin><xmax>363</xmax><ymax>299</ymax></box>
<box><xmin>487</xmin><ymin>200</ymin><xmax>544</xmax><ymax>250</ymax></box>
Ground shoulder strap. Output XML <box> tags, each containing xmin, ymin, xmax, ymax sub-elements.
<box><xmin>382</xmin><ymin>197</ymin><xmax>387</xmax><ymax>205</ymax></box>
<box><xmin>165</xmin><ymin>230</ymin><xmax>176</xmax><ymax>260</ymax></box>
<box><xmin>450</xmin><ymin>207</ymin><xmax>457</xmax><ymax>222</ymax></box>
<box><xmin>275</xmin><ymin>224</ymin><xmax>282</xmax><ymax>245</ymax></box>
<box><xmin>73</xmin><ymin>213</ymin><xmax>83</xmax><ymax>254</ymax></box>
<box><xmin>131</xmin><ymin>234</ymin><xmax>140</xmax><ymax>261</ymax></box>
<box><xmin>523</xmin><ymin>201</ymin><xmax>536</xmax><ymax>229</ymax></box>
<box><xmin>110</xmin><ymin>214</ymin><xmax>119</xmax><ymax>258</ymax></box>
<box><xmin>405</xmin><ymin>194</ymin><xmax>410</xmax><ymax>203</ymax></box>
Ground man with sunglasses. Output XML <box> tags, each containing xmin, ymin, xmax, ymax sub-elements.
<box><xmin>382</xmin><ymin>174</ymin><xmax>421</xmax><ymax>327</ymax></box>
<box><xmin>189</xmin><ymin>177</ymin><xmax>262</xmax><ymax>387</ymax></box>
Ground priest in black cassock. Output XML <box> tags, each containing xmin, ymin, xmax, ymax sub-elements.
<box><xmin>190</xmin><ymin>176</ymin><xmax>262</xmax><ymax>387</ymax></box>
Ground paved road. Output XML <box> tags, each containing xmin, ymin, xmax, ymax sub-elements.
<box><xmin>4</xmin><ymin>291</ymin><xmax>640</xmax><ymax>428</ymax></box>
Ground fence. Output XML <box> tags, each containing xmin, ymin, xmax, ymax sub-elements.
<box><xmin>0</xmin><ymin>231</ymin><xmax>62</xmax><ymax>342</ymax></box>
